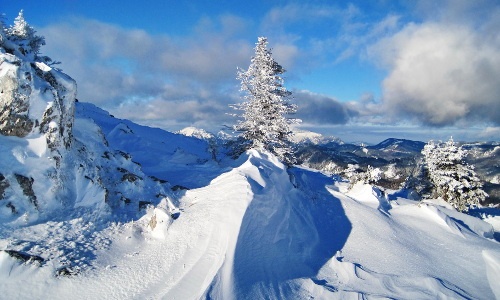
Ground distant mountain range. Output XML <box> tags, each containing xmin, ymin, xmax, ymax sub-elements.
<box><xmin>294</xmin><ymin>135</ymin><xmax>499</xmax><ymax>204</ymax></box>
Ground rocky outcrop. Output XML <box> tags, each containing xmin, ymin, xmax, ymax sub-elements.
<box><xmin>2</xmin><ymin>249</ymin><xmax>44</xmax><ymax>265</ymax></box>
<box><xmin>0</xmin><ymin>14</ymin><xmax>169</xmax><ymax>223</ymax></box>
<box><xmin>14</xmin><ymin>174</ymin><xmax>38</xmax><ymax>209</ymax></box>
<box><xmin>1</xmin><ymin>32</ymin><xmax>77</xmax><ymax>218</ymax></box>
<box><xmin>0</xmin><ymin>55</ymin><xmax>34</xmax><ymax>137</ymax></box>
<box><xmin>33</xmin><ymin>62</ymin><xmax>75</xmax><ymax>151</ymax></box>
<box><xmin>0</xmin><ymin>173</ymin><xmax>9</xmax><ymax>200</ymax></box>
<box><xmin>0</xmin><ymin>53</ymin><xmax>76</xmax><ymax>151</ymax></box>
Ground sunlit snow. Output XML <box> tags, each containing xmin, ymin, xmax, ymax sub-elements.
<box><xmin>1</xmin><ymin>103</ymin><xmax>499</xmax><ymax>298</ymax></box>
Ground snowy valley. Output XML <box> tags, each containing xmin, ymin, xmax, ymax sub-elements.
<box><xmin>1</xmin><ymin>11</ymin><xmax>500</xmax><ymax>300</ymax></box>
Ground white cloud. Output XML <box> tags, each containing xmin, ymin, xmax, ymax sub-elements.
<box><xmin>412</xmin><ymin>0</ymin><xmax>498</xmax><ymax>25</ymax></box>
<box><xmin>260</xmin><ymin>3</ymin><xmax>403</xmax><ymax>69</ymax></box>
<box><xmin>29</xmin><ymin>1</ymin><xmax>499</xmax><ymax>140</ymax></box>
<box><xmin>370</xmin><ymin>21</ymin><xmax>500</xmax><ymax>126</ymax></box>
<box><xmin>38</xmin><ymin>16</ymin><xmax>254</xmax><ymax>131</ymax></box>
<box><xmin>272</xmin><ymin>43</ymin><xmax>300</xmax><ymax>71</ymax></box>
<box><xmin>479</xmin><ymin>127</ymin><xmax>500</xmax><ymax>140</ymax></box>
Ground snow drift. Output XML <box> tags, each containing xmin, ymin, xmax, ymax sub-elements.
<box><xmin>1</xmin><ymin>143</ymin><xmax>499</xmax><ymax>299</ymax></box>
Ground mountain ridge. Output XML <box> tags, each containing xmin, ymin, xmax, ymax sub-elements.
<box><xmin>1</xmin><ymin>22</ymin><xmax>499</xmax><ymax>299</ymax></box>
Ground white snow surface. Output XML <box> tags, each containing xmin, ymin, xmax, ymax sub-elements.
<box><xmin>0</xmin><ymin>103</ymin><xmax>499</xmax><ymax>299</ymax></box>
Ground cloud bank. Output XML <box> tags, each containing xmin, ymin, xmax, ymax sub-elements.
<box><xmin>371</xmin><ymin>22</ymin><xmax>500</xmax><ymax>126</ymax></box>
<box><xmin>293</xmin><ymin>90</ymin><xmax>355</xmax><ymax>125</ymax></box>
<box><xmin>40</xmin><ymin>16</ymin><xmax>252</xmax><ymax>130</ymax></box>
<box><xmin>368</xmin><ymin>1</ymin><xmax>500</xmax><ymax>127</ymax></box>
<box><xmin>31</xmin><ymin>0</ymin><xmax>500</xmax><ymax>141</ymax></box>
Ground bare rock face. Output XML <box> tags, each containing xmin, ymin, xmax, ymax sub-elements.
<box><xmin>14</xmin><ymin>174</ymin><xmax>38</xmax><ymax>209</ymax></box>
<box><xmin>0</xmin><ymin>173</ymin><xmax>9</xmax><ymax>200</ymax></box>
<box><xmin>33</xmin><ymin>62</ymin><xmax>76</xmax><ymax>151</ymax></box>
<box><xmin>1</xmin><ymin>250</ymin><xmax>44</xmax><ymax>266</ymax></box>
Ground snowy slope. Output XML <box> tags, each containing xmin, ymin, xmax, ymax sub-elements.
<box><xmin>1</xmin><ymin>140</ymin><xmax>499</xmax><ymax>299</ymax></box>
<box><xmin>76</xmin><ymin>103</ymin><xmax>220</xmax><ymax>189</ymax></box>
<box><xmin>0</xmin><ymin>53</ymin><xmax>498</xmax><ymax>299</ymax></box>
<box><xmin>2</xmin><ymin>24</ymin><xmax>499</xmax><ymax>299</ymax></box>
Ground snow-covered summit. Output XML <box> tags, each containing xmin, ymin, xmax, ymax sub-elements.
<box><xmin>290</xmin><ymin>129</ymin><xmax>343</xmax><ymax>145</ymax></box>
<box><xmin>176</xmin><ymin>126</ymin><xmax>214</xmax><ymax>140</ymax></box>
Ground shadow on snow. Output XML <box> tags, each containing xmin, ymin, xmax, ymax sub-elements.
<box><xmin>231</xmin><ymin>163</ymin><xmax>352</xmax><ymax>298</ymax></box>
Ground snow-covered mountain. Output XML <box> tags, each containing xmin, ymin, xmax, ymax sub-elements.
<box><xmin>1</xmin><ymin>137</ymin><xmax>500</xmax><ymax>298</ymax></box>
<box><xmin>2</xmin><ymin>97</ymin><xmax>500</xmax><ymax>300</ymax></box>
<box><xmin>177</xmin><ymin>126</ymin><xmax>215</xmax><ymax>140</ymax></box>
<box><xmin>289</xmin><ymin>129</ymin><xmax>343</xmax><ymax>145</ymax></box>
<box><xmin>366</xmin><ymin>137</ymin><xmax>426</xmax><ymax>154</ymax></box>
<box><xmin>1</xmin><ymin>23</ymin><xmax>500</xmax><ymax>300</ymax></box>
<box><xmin>296</xmin><ymin>137</ymin><xmax>500</xmax><ymax>204</ymax></box>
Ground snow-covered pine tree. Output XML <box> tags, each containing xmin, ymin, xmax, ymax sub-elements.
<box><xmin>365</xmin><ymin>165</ymin><xmax>382</xmax><ymax>184</ymax></box>
<box><xmin>422</xmin><ymin>137</ymin><xmax>487</xmax><ymax>212</ymax></box>
<box><xmin>5</xmin><ymin>10</ymin><xmax>45</xmax><ymax>60</ymax></box>
<box><xmin>403</xmin><ymin>156</ymin><xmax>434</xmax><ymax>200</ymax></box>
<box><xmin>232</xmin><ymin>37</ymin><xmax>300</xmax><ymax>165</ymax></box>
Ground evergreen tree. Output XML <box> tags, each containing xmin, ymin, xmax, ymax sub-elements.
<box><xmin>422</xmin><ymin>137</ymin><xmax>487</xmax><ymax>212</ymax></box>
<box><xmin>232</xmin><ymin>37</ymin><xmax>300</xmax><ymax>164</ymax></box>
<box><xmin>6</xmin><ymin>10</ymin><xmax>45</xmax><ymax>59</ymax></box>
<box><xmin>403</xmin><ymin>156</ymin><xmax>434</xmax><ymax>200</ymax></box>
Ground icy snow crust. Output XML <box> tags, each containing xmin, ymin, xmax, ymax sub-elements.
<box><xmin>0</xmin><ymin>103</ymin><xmax>499</xmax><ymax>299</ymax></box>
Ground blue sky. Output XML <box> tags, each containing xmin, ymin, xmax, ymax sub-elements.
<box><xmin>2</xmin><ymin>1</ymin><xmax>499</xmax><ymax>143</ymax></box>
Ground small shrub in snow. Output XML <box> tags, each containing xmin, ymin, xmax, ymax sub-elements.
<box><xmin>384</xmin><ymin>164</ymin><xmax>400</xmax><ymax>180</ymax></box>
<box><xmin>342</xmin><ymin>164</ymin><xmax>360</xmax><ymax>183</ymax></box>
<box><xmin>321</xmin><ymin>161</ymin><xmax>342</xmax><ymax>174</ymax></box>
<box><xmin>231</xmin><ymin>37</ymin><xmax>300</xmax><ymax>165</ymax></box>
<box><xmin>355</xmin><ymin>165</ymin><xmax>382</xmax><ymax>185</ymax></box>
<box><xmin>422</xmin><ymin>137</ymin><xmax>488</xmax><ymax>212</ymax></box>
<box><xmin>343</xmin><ymin>164</ymin><xmax>381</xmax><ymax>188</ymax></box>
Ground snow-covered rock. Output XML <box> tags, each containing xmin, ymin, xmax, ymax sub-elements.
<box><xmin>0</xmin><ymin>49</ymin><xmax>77</xmax><ymax>220</ymax></box>
<box><xmin>0</xmin><ymin>52</ymin><xmax>75</xmax><ymax>150</ymax></box>
<box><xmin>0</xmin><ymin>45</ymin><xmax>174</xmax><ymax>226</ymax></box>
